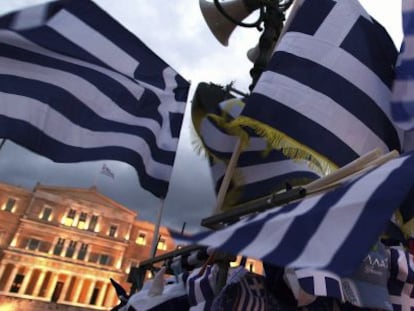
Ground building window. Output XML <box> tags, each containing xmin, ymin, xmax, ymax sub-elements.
<box><xmin>65</xmin><ymin>240</ymin><xmax>77</xmax><ymax>258</ymax></box>
<box><xmin>136</xmin><ymin>232</ymin><xmax>147</xmax><ymax>245</ymax></box>
<box><xmin>3</xmin><ymin>198</ymin><xmax>16</xmax><ymax>212</ymax></box>
<box><xmin>53</xmin><ymin>238</ymin><xmax>65</xmax><ymax>256</ymax></box>
<box><xmin>77</xmin><ymin>243</ymin><xmax>88</xmax><ymax>260</ymax></box>
<box><xmin>157</xmin><ymin>238</ymin><xmax>167</xmax><ymax>251</ymax></box>
<box><xmin>40</xmin><ymin>206</ymin><xmax>52</xmax><ymax>221</ymax></box>
<box><xmin>108</xmin><ymin>225</ymin><xmax>117</xmax><ymax>238</ymax></box>
<box><xmin>63</xmin><ymin>209</ymin><xmax>76</xmax><ymax>227</ymax></box>
<box><xmin>26</xmin><ymin>238</ymin><xmax>41</xmax><ymax>251</ymax></box>
<box><xmin>98</xmin><ymin>254</ymin><xmax>112</xmax><ymax>266</ymax></box>
<box><xmin>88</xmin><ymin>215</ymin><xmax>98</xmax><ymax>232</ymax></box>
<box><xmin>77</xmin><ymin>212</ymin><xmax>87</xmax><ymax>230</ymax></box>
<box><xmin>10</xmin><ymin>274</ymin><xmax>24</xmax><ymax>293</ymax></box>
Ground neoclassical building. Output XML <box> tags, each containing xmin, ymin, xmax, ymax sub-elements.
<box><xmin>0</xmin><ymin>182</ymin><xmax>176</xmax><ymax>310</ymax></box>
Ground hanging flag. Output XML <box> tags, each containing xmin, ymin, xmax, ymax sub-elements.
<box><xmin>234</xmin><ymin>0</ymin><xmax>402</xmax><ymax>175</ymax></box>
<box><xmin>391</xmin><ymin>0</ymin><xmax>414</xmax><ymax>131</ymax></box>
<box><xmin>185</xmin><ymin>151</ymin><xmax>414</xmax><ymax>277</ymax></box>
<box><xmin>191</xmin><ymin>83</ymin><xmax>320</xmax><ymax>210</ymax></box>
<box><xmin>0</xmin><ymin>0</ymin><xmax>189</xmax><ymax>198</ymax></box>
<box><xmin>101</xmin><ymin>163</ymin><xmax>115</xmax><ymax>179</ymax></box>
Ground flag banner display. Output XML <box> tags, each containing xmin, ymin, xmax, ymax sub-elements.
<box><xmin>191</xmin><ymin>83</ymin><xmax>320</xmax><ymax>210</ymax></box>
<box><xmin>234</xmin><ymin>0</ymin><xmax>402</xmax><ymax>175</ymax></box>
<box><xmin>185</xmin><ymin>151</ymin><xmax>414</xmax><ymax>277</ymax></box>
<box><xmin>391</xmin><ymin>0</ymin><xmax>414</xmax><ymax>131</ymax></box>
<box><xmin>0</xmin><ymin>0</ymin><xmax>189</xmax><ymax>198</ymax></box>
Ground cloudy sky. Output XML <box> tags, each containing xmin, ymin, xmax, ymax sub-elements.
<box><xmin>0</xmin><ymin>0</ymin><xmax>403</xmax><ymax>233</ymax></box>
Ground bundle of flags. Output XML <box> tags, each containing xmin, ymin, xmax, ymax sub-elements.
<box><xmin>0</xmin><ymin>0</ymin><xmax>189</xmax><ymax>198</ymax></box>
<box><xmin>191</xmin><ymin>82</ymin><xmax>320</xmax><ymax>211</ymax></box>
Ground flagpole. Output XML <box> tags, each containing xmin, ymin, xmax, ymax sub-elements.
<box><xmin>213</xmin><ymin>138</ymin><xmax>243</xmax><ymax>214</ymax></box>
<box><xmin>92</xmin><ymin>167</ymin><xmax>100</xmax><ymax>187</ymax></box>
<box><xmin>150</xmin><ymin>198</ymin><xmax>165</xmax><ymax>258</ymax></box>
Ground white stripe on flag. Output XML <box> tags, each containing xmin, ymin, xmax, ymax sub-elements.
<box><xmin>47</xmin><ymin>9</ymin><xmax>139</xmax><ymax>76</ymax></box>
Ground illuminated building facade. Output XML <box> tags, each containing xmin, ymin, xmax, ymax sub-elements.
<box><xmin>0</xmin><ymin>182</ymin><xmax>176</xmax><ymax>310</ymax></box>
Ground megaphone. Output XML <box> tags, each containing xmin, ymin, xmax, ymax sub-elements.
<box><xmin>247</xmin><ymin>40</ymin><xmax>276</xmax><ymax>63</ymax></box>
<box><xmin>199</xmin><ymin>0</ymin><xmax>259</xmax><ymax>46</ymax></box>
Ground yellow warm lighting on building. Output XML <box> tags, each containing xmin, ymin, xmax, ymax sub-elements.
<box><xmin>0</xmin><ymin>182</ymin><xmax>173</xmax><ymax>310</ymax></box>
<box><xmin>77</xmin><ymin>221</ymin><xmax>86</xmax><ymax>230</ymax></box>
<box><xmin>136</xmin><ymin>235</ymin><xmax>146</xmax><ymax>246</ymax></box>
<box><xmin>63</xmin><ymin>217</ymin><xmax>74</xmax><ymax>227</ymax></box>
<box><xmin>0</xmin><ymin>302</ymin><xmax>17</xmax><ymax>311</ymax></box>
<box><xmin>116</xmin><ymin>259</ymin><xmax>122</xmax><ymax>269</ymax></box>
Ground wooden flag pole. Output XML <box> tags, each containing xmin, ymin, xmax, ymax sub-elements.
<box><xmin>304</xmin><ymin>149</ymin><xmax>399</xmax><ymax>195</ymax></box>
<box><xmin>303</xmin><ymin>148</ymin><xmax>382</xmax><ymax>194</ymax></box>
<box><xmin>213</xmin><ymin>138</ymin><xmax>243</xmax><ymax>214</ymax></box>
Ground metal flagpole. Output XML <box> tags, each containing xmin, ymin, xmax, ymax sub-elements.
<box><xmin>150</xmin><ymin>198</ymin><xmax>165</xmax><ymax>258</ymax></box>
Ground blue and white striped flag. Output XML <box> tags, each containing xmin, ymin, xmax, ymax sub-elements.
<box><xmin>192</xmin><ymin>83</ymin><xmax>320</xmax><ymax>210</ymax></box>
<box><xmin>388</xmin><ymin>246</ymin><xmax>414</xmax><ymax>311</ymax></box>
<box><xmin>391</xmin><ymin>0</ymin><xmax>414</xmax><ymax>131</ymax></box>
<box><xmin>236</xmin><ymin>0</ymin><xmax>402</xmax><ymax>175</ymax></box>
<box><xmin>0</xmin><ymin>0</ymin><xmax>189</xmax><ymax>198</ymax></box>
<box><xmin>186</xmin><ymin>265</ymin><xmax>218</xmax><ymax>311</ymax></box>
<box><xmin>186</xmin><ymin>151</ymin><xmax>414</xmax><ymax>277</ymax></box>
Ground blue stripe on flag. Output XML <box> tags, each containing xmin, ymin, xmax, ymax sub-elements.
<box><xmin>0</xmin><ymin>0</ymin><xmax>189</xmax><ymax>198</ymax></box>
<box><xmin>186</xmin><ymin>152</ymin><xmax>414</xmax><ymax>276</ymax></box>
<box><xmin>241</xmin><ymin>0</ymin><xmax>401</xmax><ymax>173</ymax></box>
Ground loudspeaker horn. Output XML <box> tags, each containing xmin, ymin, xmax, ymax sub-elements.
<box><xmin>199</xmin><ymin>0</ymin><xmax>253</xmax><ymax>46</ymax></box>
<box><xmin>246</xmin><ymin>41</ymin><xmax>276</xmax><ymax>63</ymax></box>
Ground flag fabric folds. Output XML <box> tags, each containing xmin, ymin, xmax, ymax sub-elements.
<box><xmin>185</xmin><ymin>151</ymin><xmax>414</xmax><ymax>277</ymax></box>
<box><xmin>236</xmin><ymin>0</ymin><xmax>402</xmax><ymax>175</ymax></box>
<box><xmin>0</xmin><ymin>0</ymin><xmax>189</xmax><ymax>198</ymax></box>
<box><xmin>391</xmin><ymin>0</ymin><xmax>414</xmax><ymax>131</ymax></box>
<box><xmin>191</xmin><ymin>83</ymin><xmax>320</xmax><ymax>210</ymax></box>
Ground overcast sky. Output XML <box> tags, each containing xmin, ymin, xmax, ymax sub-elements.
<box><xmin>0</xmin><ymin>0</ymin><xmax>403</xmax><ymax>233</ymax></box>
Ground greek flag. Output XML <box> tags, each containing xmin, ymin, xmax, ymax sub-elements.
<box><xmin>388</xmin><ymin>246</ymin><xmax>414</xmax><ymax>310</ymax></box>
<box><xmin>192</xmin><ymin>83</ymin><xmax>319</xmax><ymax>210</ymax></box>
<box><xmin>187</xmin><ymin>151</ymin><xmax>414</xmax><ymax>277</ymax></box>
<box><xmin>391</xmin><ymin>0</ymin><xmax>414</xmax><ymax>131</ymax></box>
<box><xmin>0</xmin><ymin>0</ymin><xmax>189</xmax><ymax>198</ymax></box>
<box><xmin>237</xmin><ymin>0</ymin><xmax>402</xmax><ymax>175</ymax></box>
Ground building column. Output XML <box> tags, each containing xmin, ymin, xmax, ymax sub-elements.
<box><xmin>33</xmin><ymin>269</ymin><xmax>47</xmax><ymax>297</ymax></box>
<box><xmin>72</xmin><ymin>277</ymin><xmax>84</xmax><ymax>303</ymax></box>
<box><xmin>73</xmin><ymin>242</ymin><xmax>82</xmax><ymax>259</ymax></box>
<box><xmin>104</xmin><ymin>282</ymin><xmax>117</xmax><ymax>308</ymax></box>
<box><xmin>95</xmin><ymin>281</ymin><xmax>108</xmax><ymax>307</ymax></box>
<box><xmin>3</xmin><ymin>265</ymin><xmax>19</xmax><ymax>292</ymax></box>
<box><xmin>18</xmin><ymin>267</ymin><xmax>34</xmax><ymax>295</ymax></box>
<box><xmin>85</xmin><ymin>279</ymin><xmax>96</xmax><ymax>304</ymax></box>
<box><xmin>45</xmin><ymin>272</ymin><xmax>59</xmax><ymax>299</ymax></box>
<box><xmin>58</xmin><ymin>275</ymin><xmax>71</xmax><ymax>303</ymax></box>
